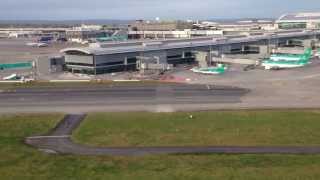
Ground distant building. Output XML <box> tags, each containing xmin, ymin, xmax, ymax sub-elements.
<box><xmin>66</xmin><ymin>24</ymin><xmax>107</xmax><ymax>43</ymax></box>
<box><xmin>0</xmin><ymin>28</ymin><xmax>67</xmax><ymax>39</ymax></box>
<box><xmin>276</xmin><ymin>12</ymin><xmax>320</xmax><ymax>30</ymax></box>
<box><xmin>129</xmin><ymin>20</ymin><xmax>194</xmax><ymax>39</ymax></box>
<box><xmin>128</xmin><ymin>20</ymin><xmax>277</xmax><ymax>40</ymax></box>
<box><xmin>8</xmin><ymin>31</ymin><xmax>40</xmax><ymax>38</ymax></box>
<box><xmin>128</xmin><ymin>29</ymin><xmax>224</xmax><ymax>39</ymax></box>
<box><xmin>130</xmin><ymin>20</ymin><xmax>193</xmax><ymax>31</ymax></box>
<box><xmin>193</xmin><ymin>20</ymin><xmax>276</xmax><ymax>35</ymax></box>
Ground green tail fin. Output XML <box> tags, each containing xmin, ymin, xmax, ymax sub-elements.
<box><xmin>304</xmin><ymin>48</ymin><xmax>312</xmax><ymax>56</ymax></box>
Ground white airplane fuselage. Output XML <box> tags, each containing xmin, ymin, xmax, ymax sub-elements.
<box><xmin>262</xmin><ymin>62</ymin><xmax>306</xmax><ymax>70</ymax></box>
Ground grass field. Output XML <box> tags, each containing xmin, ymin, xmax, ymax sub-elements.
<box><xmin>0</xmin><ymin>81</ymin><xmax>174</xmax><ymax>90</ymax></box>
<box><xmin>2</xmin><ymin>112</ymin><xmax>320</xmax><ymax>179</ymax></box>
<box><xmin>73</xmin><ymin>110</ymin><xmax>320</xmax><ymax>147</ymax></box>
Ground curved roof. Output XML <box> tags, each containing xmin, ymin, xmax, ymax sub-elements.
<box><xmin>60</xmin><ymin>31</ymin><xmax>320</xmax><ymax>56</ymax></box>
<box><xmin>277</xmin><ymin>12</ymin><xmax>320</xmax><ymax>22</ymax></box>
<box><xmin>60</xmin><ymin>48</ymin><xmax>93</xmax><ymax>55</ymax></box>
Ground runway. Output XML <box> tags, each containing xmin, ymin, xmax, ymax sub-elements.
<box><xmin>0</xmin><ymin>84</ymin><xmax>249</xmax><ymax>113</ymax></box>
<box><xmin>25</xmin><ymin>114</ymin><xmax>320</xmax><ymax>156</ymax></box>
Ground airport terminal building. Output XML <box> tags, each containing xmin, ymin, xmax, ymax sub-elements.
<box><xmin>61</xmin><ymin>35</ymin><xmax>270</xmax><ymax>75</ymax></box>
<box><xmin>61</xmin><ymin>41</ymin><xmax>195</xmax><ymax>74</ymax></box>
<box><xmin>61</xmin><ymin>30</ymin><xmax>320</xmax><ymax>75</ymax></box>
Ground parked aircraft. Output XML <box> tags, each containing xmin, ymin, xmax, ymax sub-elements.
<box><xmin>262</xmin><ymin>48</ymin><xmax>312</xmax><ymax>70</ymax></box>
<box><xmin>261</xmin><ymin>59</ymin><xmax>309</xmax><ymax>70</ymax></box>
<box><xmin>269</xmin><ymin>48</ymin><xmax>312</xmax><ymax>61</ymax></box>
<box><xmin>3</xmin><ymin>74</ymin><xmax>18</xmax><ymax>80</ymax></box>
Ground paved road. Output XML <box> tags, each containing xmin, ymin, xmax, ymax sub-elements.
<box><xmin>25</xmin><ymin>114</ymin><xmax>320</xmax><ymax>156</ymax></box>
<box><xmin>0</xmin><ymin>84</ymin><xmax>249</xmax><ymax>113</ymax></box>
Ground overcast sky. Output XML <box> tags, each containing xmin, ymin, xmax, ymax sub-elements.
<box><xmin>0</xmin><ymin>0</ymin><xmax>319</xmax><ymax>20</ymax></box>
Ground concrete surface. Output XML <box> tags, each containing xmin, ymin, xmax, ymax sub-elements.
<box><xmin>0</xmin><ymin>84</ymin><xmax>248</xmax><ymax>113</ymax></box>
<box><xmin>1</xmin><ymin>37</ymin><xmax>320</xmax><ymax>113</ymax></box>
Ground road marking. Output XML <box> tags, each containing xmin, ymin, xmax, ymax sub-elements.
<box><xmin>26</xmin><ymin>135</ymin><xmax>70</xmax><ymax>139</ymax></box>
<box><xmin>50</xmin><ymin>80</ymin><xmax>91</xmax><ymax>83</ymax></box>
<box><xmin>39</xmin><ymin>149</ymin><xmax>58</xmax><ymax>154</ymax></box>
<box><xmin>113</xmin><ymin>80</ymin><xmax>141</xmax><ymax>82</ymax></box>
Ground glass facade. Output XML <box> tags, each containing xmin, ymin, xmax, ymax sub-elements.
<box><xmin>278</xmin><ymin>22</ymin><xmax>307</xmax><ymax>29</ymax></box>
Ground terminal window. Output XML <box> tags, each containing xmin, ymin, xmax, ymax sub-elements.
<box><xmin>278</xmin><ymin>22</ymin><xmax>307</xmax><ymax>29</ymax></box>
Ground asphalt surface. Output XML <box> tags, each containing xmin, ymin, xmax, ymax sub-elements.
<box><xmin>0</xmin><ymin>84</ymin><xmax>248</xmax><ymax>113</ymax></box>
<box><xmin>25</xmin><ymin>114</ymin><xmax>320</xmax><ymax>156</ymax></box>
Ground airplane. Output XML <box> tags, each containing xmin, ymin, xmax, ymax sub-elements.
<box><xmin>3</xmin><ymin>74</ymin><xmax>18</xmax><ymax>80</ymax></box>
<box><xmin>261</xmin><ymin>59</ymin><xmax>309</xmax><ymax>70</ymax></box>
<box><xmin>261</xmin><ymin>48</ymin><xmax>313</xmax><ymax>70</ymax></box>
<box><xmin>269</xmin><ymin>48</ymin><xmax>312</xmax><ymax>61</ymax></box>
<box><xmin>191</xmin><ymin>64</ymin><xmax>227</xmax><ymax>75</ymax></box>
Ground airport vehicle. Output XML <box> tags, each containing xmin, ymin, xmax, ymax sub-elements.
<box><xmin>57</xmin><ymin>37</ymin><xmax>68</xmax><ymax>42</ymax></box>
<box><xmin>26</xmin><ymin>36</ymin><xmax>54</xmax><ymax>47</ymax></box>
<box><xmin>269</xmin><ymin>48</ymin><xmax>312</xmax><ymax>61</ymax></box>
<box><xmin>26</xmin><ymin>42</ymin><xmax>49</xmax><ymax>47</ymax></box>
<box><xmin>38</xmin><ymin>36</ymin><xmax>54</xmax><ymax>43</ymax></box>
<box><xmin>191</xmin><ymin>64</ymin><xmax>227</xmax><ymax>75</ymax></box>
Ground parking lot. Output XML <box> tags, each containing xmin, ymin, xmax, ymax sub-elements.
<box><xmin>0</xmin><ymin>38</ymin><xmax>82</xmax><ymax>79</ymax></box>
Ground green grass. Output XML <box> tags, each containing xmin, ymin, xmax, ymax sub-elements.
<box><xmin>73</xmin><ymin>110</ymin><xmax>320</xmax><ymax>147</ymax></box>
<box><xmin>2</xmin><ymin>112</ymin><xmax>320</xmax><ymax>179</ymax></box>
